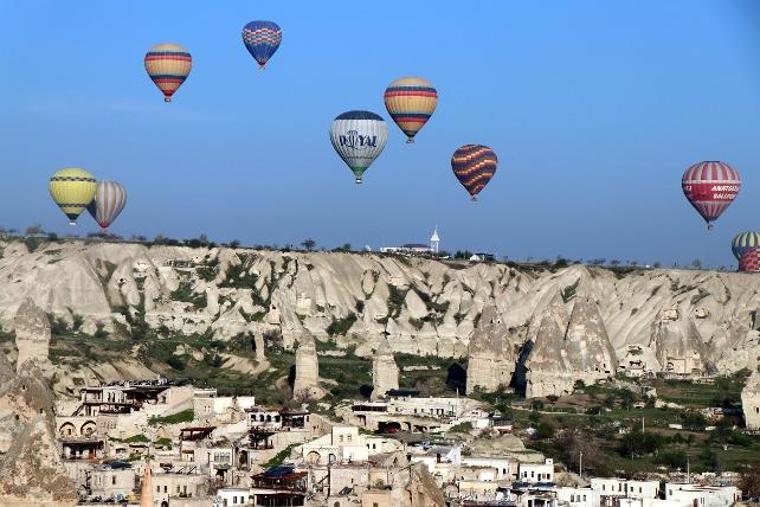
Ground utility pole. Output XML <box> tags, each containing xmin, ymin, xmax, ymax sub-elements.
<box><xmin>579</xmin><ymin>451</ymin><xmax>583</xmax><ymax>480</ymax></box>
<box><xmin>687</xmin><ymin>457</ymin><xmax>690</xmax><ymax>484</ymax></box>
<box><xmin>642</xmin><ymin>416</ymin><xmax>645</xmax><ymax>433</ymax></box>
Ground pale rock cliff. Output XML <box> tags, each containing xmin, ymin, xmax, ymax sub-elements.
<box><xmin>372</xmin><ymin>338</ymin><xmax>399</xmax><ymax>400</ymax></box>
<box><xmin>292</xmin><ymin>333</ymin><xmax>324</xmax><ymax>401</ymax></box>
<box><xmin>465</xmin><ymin>304</ymin><xmax>516</xmax><ymax>394</ymax></box>
<box><xmin>13</xmin><ymin>298</ymin><xmax>52</xmax><ymax>373</ymax></box>
<box><xmin>1</xmin><ymin>240</ymin><xmax>760</xmax><ymax>395</ymax></box>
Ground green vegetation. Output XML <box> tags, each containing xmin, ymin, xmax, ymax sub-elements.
<box><xmin>326</xmin><ymin>313</ymin><xmax>357</xmax><ymax>336</ymax></box>
<box><xmin>169</xmin><ymin>279</ymin><xmax>207</xmax><ymax>309</ymax></box>
<box><xmin>561</xmin><ymin>279</ymin><xmax>579</xmax><ymax>303</ymax></box>
<box><xmin>148</xmin><ymin>409</ymin><xmax>194</xmax><ymax>426</ymax></box>
<box><xmin>123</xmin><ymin>434</ymin><xmax>150</xmax><ymax>443</ymax></box>
<box><xmin>448</xmin><ymin>422</ymin><xmax>473</xmax><ymax>433</ymax></box>
<box><xmin>385</xmin><ymin>285</ymin><xmax>407</xmax><ymax>320</ymax></box>
<box><xmin>263</xmin><ymin>443</ymin><xmax>299</xmax><ymax>468</ymax></box>
<box><xmin>154</xmin><ymin>437</ymin><xmax>173</xmax><ymax>449</ymax></box>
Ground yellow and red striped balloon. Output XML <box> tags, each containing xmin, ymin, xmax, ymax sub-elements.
<box><xmin>144</xmin><ymin>43</ymin><xmax>192</xmax><ymax>102</ymax></box>
<box><xmin>384</xmin><ymin>77</ymin><xmax>438</xmax><ymax>143</ymax></box>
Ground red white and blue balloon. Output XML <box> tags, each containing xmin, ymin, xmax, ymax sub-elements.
<box><xmin>242</xmin><ymin>21</ymin><xmax>282</xmax><ymax>69</ymax></box>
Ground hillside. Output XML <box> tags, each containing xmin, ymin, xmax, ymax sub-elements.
<box><xmin>0</xmin><ymin>238</ymin><xmax>759</xmax><ymax>398</ymax></box>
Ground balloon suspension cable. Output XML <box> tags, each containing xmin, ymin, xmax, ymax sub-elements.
<box><xmin>164</xmin><ymin>97</ymin><xmax>171</xmax><ymax>103</ymax></box>
<box><xmin>406</xmin><ymin>138</ymin><xmax>415</xmax><ymax>144</ymax></box>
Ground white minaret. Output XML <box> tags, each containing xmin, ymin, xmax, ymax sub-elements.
<box><xmin>430</xmin><ymin>226</ymin><xmax>440</xmax><ymax>255</ymax></box>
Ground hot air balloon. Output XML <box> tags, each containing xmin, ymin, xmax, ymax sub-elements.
<box><xmin>242</xmin><ymin>21</ymin><xmax>282</xmax><ymax>69</ymax></box>
<box><xmin>144</xmin><ymin>44</ymin><xmax>192</xmax><ymax>102</ymax></box>
<box><xmin>87</xmin><ymin>181</ymin><xmax>127</xmax><ymax>231</ymax></box>
<box><xmin>384</xmin><ymin>77</ymin><xmax>438</xmax><ymax>143</ymax></box>
<box><xmin>682</xmin><ymin>161</ymin><xmax>741</xmax><ymax>230</ymax></box>
<box><xmin>49</xmin><ymin>168</ymin><xmax>97</xmax><ymax>225</ymax></box>
<box><xmin>739</xmin><ymin>247</ymin><xmax>760</xmax><ymax>273</ymax></box>
<box><xmin>731</xmin><ymin>231</ymin><xmax>760</xmax><ymax>260</ymax></box>
<box><xmin>451</xmin><ymin>144</ymin><xmax>498</xmax><ymax>201</ymax></box>
<box><xmin>329</xmin><ymin>111</ymin><xmax>388</xmax><ymax>184</ymax></box>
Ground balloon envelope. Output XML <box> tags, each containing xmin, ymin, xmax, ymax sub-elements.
<box><xmin>731</xmin><ymin>231</ymin><xmax>760</xmax><ymax>260</ymax></box>
<box><xmin>681</xmin><ymin>161</ymin><xmax>741</xmax><ymax>229</ymax></box>
<box><xmin>739</xmin><ymin>247</ymin><xmax>760</xmax><ymax>273</ymax></box>
<box><xmin>242</xmin><ymin>21</ymin><xmax>282</xmax><ymax>68</ymax></box>
<box><xmin>329</xmin><ymin>111</ymin><xmax>388</xmax><ymax>183</ymax></box>
<box><xmin>88</xmin><ymin>181</ymin><xmax>127</xmax><ymax>230</ymax></box>
<box><xmin>144</xmin><ymin>43</ymin><xmax>192</xmax><ymax>102</ymax></box>
<box><xmin>451</xmin><ymin>144</ymin><xmax>498</xmax><ymax>200</ymax></box>
<box><xmin>384</xmin><ymin>77</ymin><xmax>438</xmax><ymax>143</ymax></box>
<box><xmin>49</xmin><ymin>168</ymin><xmax>97</xmax><ymax>224</ymax></box>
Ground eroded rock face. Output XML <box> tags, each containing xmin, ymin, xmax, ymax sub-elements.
<box><xmin>563</xmin><ymin>295</ymin><xmax>618</xmax><ymax>376</ymax></box>
<box><xmin>466</xmin><ymin>305</ymin><xmax>516</xmax><ymax>394</ymax></box>
<box><xmin>13</xmin><ymin>298</ymin><xmax>51</xmax><ymax>373</ymax></box>
<box><xmin>0</xmin><ymin>361</ymin><xmax>56</xmax><ymax>452</ymax></box>
<box><xmin>524</xmin><ymin>293</ymin><xmax>618</xmax><ymax>398</ymax></box>
<box><xmin>0</xmin><ymin>415</ymin><xmax>77</xmax><ymax>506</ymax></box>
<box><xmin>372</xmin><ymin>338</ymin><xmax>399</xmax><ymax>400</ymax></box>
<box><xmin>741</xmin><ymin>358</ymin><xmax>760</xmax><ymax>430</ymax></box>
<box><xmin>649</xmin><ymin>308</ymin><xmax>706</xmax><ymax>375</ymax></box>
<box><xmin>293</xmin><ymin>333</ymin><xmax>323</xmax><ymax>401</ymax></box>
<box><xmin>1</xmin><ymin>240</ymin><xmax>760</xmax><ymax>388</ymax></box>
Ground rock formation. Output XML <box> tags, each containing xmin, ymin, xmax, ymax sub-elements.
<box><xmin>371</xmin><ymin>338</ymin><xmax>399</xmax><ymax>400</ymax></box>
<box><xmin>0</xmin><ymin>360</ymin><xmax>56</xmax><ymax>452</ymax></box>
<box><xmin>292</xmin><ymin>333</ymin><xmax>323</xmax><ymax>401</ymax></box>
<box><xmin>0</xmin><ymin>415</ymin><xmax>78</xmax><ymax>506</ymax></box>
<box><xmin>13</xmin><ymin>298</ymin><xmax>52</xmax><ymax>373</ymax></box>
<box><xmin>465</xmin><ymin>304</ymin><xmax>516</xmax><ymax>394</ymax></box>
<box><xmin>524</xmin><ymin>293</ymin><xmax>618</xmax><ymax>398</ymax></box>
<box><xmin>563</xmin><ymin>295</ymin><xmax>618</xmax><ymax>378</ymax></box>
<box><xmin>1</xmin><ymin>239</ymin><xmax>760</xmax><ymax>388</ymax></box>
<box><xmin>741</xmin><ymin>357</ymin><xmax>760</xmax><ymax>431</ymax></box>
<box><xmin>649</xmin><ymin>306</ymin><xmax>706</xmax><ymax>376</ymax></box>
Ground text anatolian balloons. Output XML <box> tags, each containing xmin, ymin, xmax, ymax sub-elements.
<box><xmin>682</xmin><ymin>161</ymin><xmax>741</xmax><ymax>230</ymax></box>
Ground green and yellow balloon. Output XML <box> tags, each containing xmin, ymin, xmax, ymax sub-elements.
<box><xmin>49</xmin><ymin>168</ymin><xmax>97</xmax><ymax>224</ymax></box>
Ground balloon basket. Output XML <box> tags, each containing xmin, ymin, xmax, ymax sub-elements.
<box><xmin>471</xmin><ymin>196</ymin><xmax>478</xmax><ymax>202</ymax></box>
<box><xmin>707</xmin><ymin>223</ymin><xmax>714</xmax><ymax>231</ymax></box>
<box><xmin>164</xmin><ymin>97</ymin><xmax>171</xmax><ymax>103</ymax></box>
<box><xmin>68</xmin><ymin>221</ymin><xmax>76</xmax><ymax>226</ymax></box>
<box><xmin>355</xmin><ymin>177</ymin><xmax>363</xmax><ymax>184</ymax></box>
<box><xmin>406</xmin><ymin>138</ymin><xmax>415</xmax><ymax>144</ymax></box>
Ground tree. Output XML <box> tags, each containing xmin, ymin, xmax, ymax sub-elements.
<box><xmin>691</xmin><ymin>259</ymin><xmax>702</xmax><ymax>270</ymax></box>
<box><xmin>25</xmin><ymin>224</ymin><xmax>44</xmax><ymax>235</ymax></box>
<box><xmin>301</xmin><ymin>238</ymin><xmax>316</xmax><ymax>251</ymax></box>
<box><xmin>229</xmin><ymin>239</ymin><xmax>241</xmax><ymax>249</ymax></box>
<box><xmin>609</xmin><ymin>259</ymin><xmax>621</xmax><ymax>266</ymax></box>
<box><xmin>739</xmin><ymin>464</ymin><xmax>760</xmax><ymax>499</ymax></box>
<box><xmin>653</xmin><ymin>262</ymin><xmax>662</xmax><ymax>268</ymax></box>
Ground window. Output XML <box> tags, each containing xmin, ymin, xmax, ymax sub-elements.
<box><xmin>233</xmin><ymin>497</ymin><xmax>237</xmax><ymax>504</ymax></box>
<box><xmin>373</xmin><ymin>503</ymin><xmax>379</xmax><ymax>507</ymax></box>
<box><xmin>156</xmin><ymin>486</ymin><xmax>160</xmax><ymax>493</ymax></box>
<box><xmin>164</xmin><ymin>486</ymin><xmax>167</xmax><ymax>493</ymax></box>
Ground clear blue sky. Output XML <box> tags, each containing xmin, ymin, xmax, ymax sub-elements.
<box><xmin>1</xmin><ymin>1</ymin><xmax>759</xmax><ymax>267</ymax></box>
